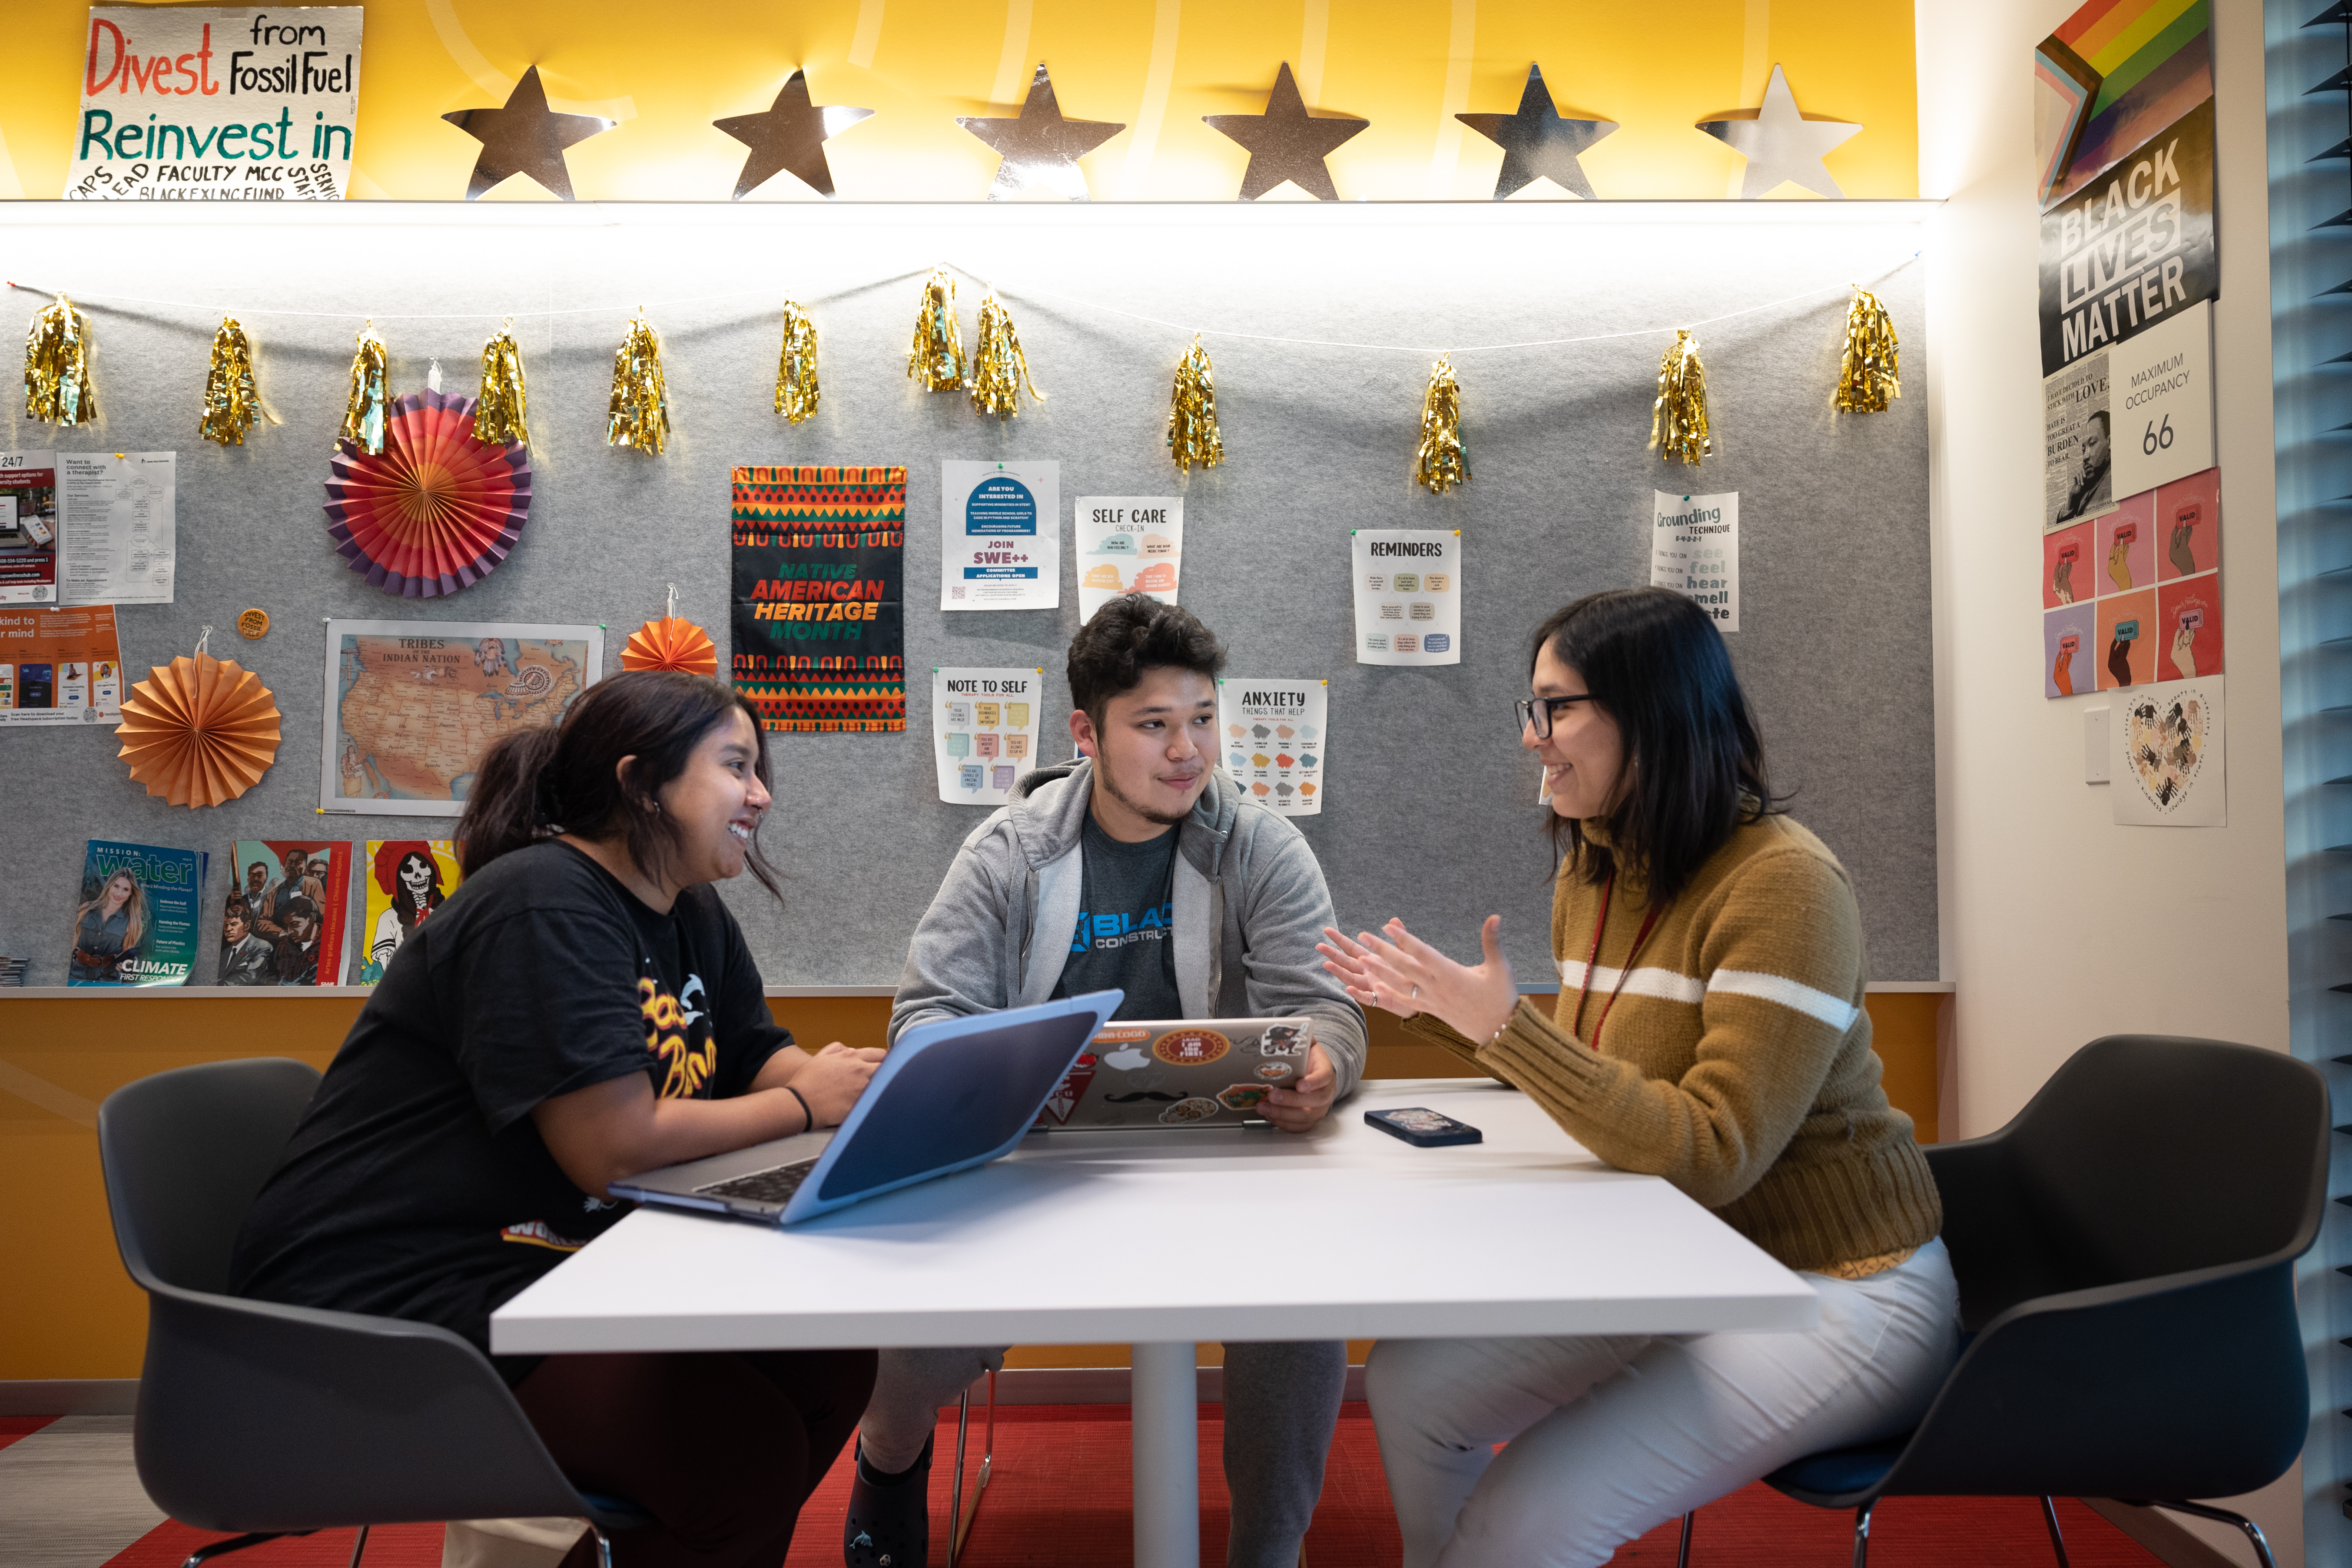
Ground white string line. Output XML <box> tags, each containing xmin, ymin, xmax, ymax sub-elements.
<box><xmin>7</xmin><ymin>252</ymin><xmax>1917</xmax><ymax>351</ymax></box>
<box><xmin>981</xmin><ymin>253</ymin><xmax>1920</xmax><ymax>355</ymax></box>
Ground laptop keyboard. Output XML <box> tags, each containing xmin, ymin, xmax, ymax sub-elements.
<box><xmin>695</xmin><ymin>1158</ymin><xmax>819</xmax><ymax>1206</ymax></box>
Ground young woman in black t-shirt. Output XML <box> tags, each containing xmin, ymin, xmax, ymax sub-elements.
<box><xmin>232</xmin><ymin>671</ymin><xmax>883</xmax><ymax>1568</ymax></box>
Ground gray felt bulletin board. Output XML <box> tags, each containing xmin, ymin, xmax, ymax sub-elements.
<box><xmin>0</xmin><ymin>202</ymin><xmax>1933</xmax><ymax>987</ymax></box>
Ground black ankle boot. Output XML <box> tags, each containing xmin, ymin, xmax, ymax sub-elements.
<box><xmin>843</xmin><ymin>1432</ymin><xmax>932</xmax><ymax>1568</ymax></box>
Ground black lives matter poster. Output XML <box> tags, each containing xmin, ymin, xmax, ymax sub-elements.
<box><xmin>2038</xmin><ymin>96</ymin><xmax>2215</xmax><ymax>378</ymax></box>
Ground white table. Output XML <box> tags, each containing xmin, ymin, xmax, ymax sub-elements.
<box><xmin>494</xmin><ymin>1079</ymin><xmax>1819</xmax><ymax>1568</ymax></box>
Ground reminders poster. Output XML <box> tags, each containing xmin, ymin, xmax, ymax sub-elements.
<box><xmin>941</xmin><ymin>460</ymin><xmax>1058</xmax><ymax>611</ymax></box>
<box><xmin>1351</xmin><ymin>530</ymin><xmax>1460</xmax><ymax>666</ymax></box>
<box><xmin>932</xmin><ymin>666</ymin><xmax>1042</xmax><ymax>805</ymax></box>
<box><xmin>1218</xmin><ymin>678</ymin><xmax>1327</xmax><ymax>816</ymax></box>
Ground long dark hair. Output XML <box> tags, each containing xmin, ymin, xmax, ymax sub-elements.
<box><xmin>459</xmin><ymin>671</ymin><xmax>780</xmax><ymax>896</ymax></box>
<box><xmin>1533</xmin><ymin>588</ymin><xmax>1781</xmax><ymax>905</ymax></box>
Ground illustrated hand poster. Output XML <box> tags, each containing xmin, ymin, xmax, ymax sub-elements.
<box><xmin>356</xmin><ymin>839</ymin><xmax>462</xmax><ymax>983</ymax></box>
<box><xmin>1649</xmin><ymin>491</ymin><xmax>1740</xmax><ymax>631</ymax></box>
<box><xmin>0</xmin><ymin>452</ymin><xmax>62</xmax><ymax>604</ymax></box>
<box><xmin>2109</xmin><ymin>674</ymin><xmax>2226</xmax><ymax>826</ymax></box>
<box><xmin>217</xmin><ymin>839</ymin><xmax>352</xmax><ymax>986</ymax></box>
<box><xmin>67</xmin><ymin>7</ymin><xmax>363</xmax><ymax>201</ymax></box>
<box><xmin>319</xmin><ymin>619</ymin><xmax>602</xmax><ymax>814</ymax></box>
<box><xmin>2043</xmin><ymin>465</ymin><xmax>2219</xmax><ymax>699</ymax></box>
<box><xmin>68</xmin><ymin>838</ymin><xmax>206</xmax><ymax>987</ymax></box>
<box><xmin>60</xmin><ymin>451</ymin><xmax>175</xmax><ymax>606</ymax></box>
<box><xmin>1076</xmin><ymin>496</ymin><xmax>1182</xmax><ymax>623</ymax></box>
<box><xmin>1217</xmin><ymin>678</ymin><xmax>1327</xmax><ymax>816</ymax></box>
<box><xmin>931</xmin><ymin>666</ymin><xmax>1043</xmax><ymax>805</ymax></box>
<box><xmin>732</xmin><ymin>464</ymin><xmax>906</xmax><ymax>732</ymax></box>
<box><xmin>0</xmin><ymin>603</ymin><xmax>122</xmax><ymax>725</ymax></box>
<box><xmin>941</xmin><ymin>460</ymin><xmax>1058</xmax><ymax>611</ymax></box>
<box><xmin>1351</xmin><ymin>530</ymin><xmax>1460</xmax><ymax>666</ymax></box>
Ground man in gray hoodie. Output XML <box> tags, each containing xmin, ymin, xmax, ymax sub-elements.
<box><xmin>846</xmin><ymin>596</ymin><xmax>1366</xmax><ymax>1568</ymax></box>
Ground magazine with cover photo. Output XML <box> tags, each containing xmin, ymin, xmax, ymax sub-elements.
<box><xmin>219</xmin><ymin>840</ymin><xmax>354</xmax><ymax>986</ymax></box>
<box><xmin>68</xmin><ymin>839</ymin><xmax>206</xmax><ymax>987</ymax></box>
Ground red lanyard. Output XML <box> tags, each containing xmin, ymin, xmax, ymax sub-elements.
<box><xmin>1569</xmin><ymin>875</ymin><xmax>1661</xmax><ymax>1047</ymax></box>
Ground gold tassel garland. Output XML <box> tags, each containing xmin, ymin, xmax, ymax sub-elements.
<box><xmin>906</xmin><ymin>268</ymin><xmax>965</xmax><ymax>391</ymax></box>
<box><xmin>1413</xmin><ymin>356</ymin><xmax>1469</xmax><ymax>494</ymax></box>
<box><xmin>775</xmin><ymin>301</ymin><xmax>819</xmax><ymax>424</ymax></box>
<box><xmin>475</xmin><ymin>319</ymin><xmax>530</xmax><ymax>447</ymax></box>
<box><xmin>23</xmin><ymin>294</ymin><xmax>96</xmax><ymax>427</ymax></box>
<box><xmin>1834</xmin><ymin>285</ymin><xmax>1900</xmax><ymax>414</ymax></box>
<box><xmin>1166</xmin><ymin>335</ymin><xmax>1225</xmax><ymax>473</ymax></box>
<box><xmin>607</xmin><ymin>315</ymin><xmax>671</xmax><ymax>455</ymax></box>
<box><xmin>1649</xmin><ymin>328</ymin><xmax>1711</xmax><ymax>465</ymax></box>
<box><xmin>338</xmin><ymin>321</ymin><xmax>388</xmax><ymax>455</ymax></box>
<box><xmin>198</xmin><ymin>317</ymin><xmax>262</xmax><ymax>447</ymax></box>
<box><xmin>968</xmin><ymin>291</ymin><xmax>1045</xmax><ymax>420</ymax></box>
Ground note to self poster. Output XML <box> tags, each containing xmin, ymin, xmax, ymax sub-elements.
<box><xmin>932</xmin><ymin>666</ymin><xmax>1042</xmax><ymax>805</ymax></box>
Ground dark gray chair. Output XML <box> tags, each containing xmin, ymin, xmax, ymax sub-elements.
<box><xmin>1675</xmin><ymin>1033</ymin><xmax>2328</xmax><ymax>1568</ymax></box>
<box><xmin>98</xmin><ymin>1057</ymin><xmax>648</xmax><ymax>1568</ymax></box>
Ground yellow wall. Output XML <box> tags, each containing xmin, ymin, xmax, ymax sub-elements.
<box><xmin>0</xmin><ymin>0</ymin><xmax>1914</xmax><ymax>202</ymax></box>
<box><xmin>0</xmin><ymin>990</ymin><xmax>1940</xmax><ymax>1382</ymax></box>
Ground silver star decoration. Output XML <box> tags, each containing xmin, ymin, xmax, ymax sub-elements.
<box><xmin>1202</xmin><ymin>62</ymin><xmax>1369</xmax><ymax>201</ymax></box>
<box><xmin>442</xmin><ymin>66</ymin><xmax>616</xmax><ymax>202</ymax></box>
<box><xmin>1695</xmin><ymin>64</ymin><xmax>1861</xmax><ymax>200</ymax></box>
<box><xmin>713</xmin><ymin>70</ymin><xmax>873</xmax><ymax>199</ymax></box>
<box><xmin>956</xmin><ymin>63</ymin><xmax>1125</xmax><ymax>201</ymax></box>
<box><xmin>1456</xmin><ymin>63</ymin><xmax>1616</xmax><ymax>200</ymax></box>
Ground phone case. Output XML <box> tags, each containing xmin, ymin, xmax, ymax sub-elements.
<box><xmin>1365</xmin><ymin>1107</ymin><xmax>1482</xmax><ymax>1147</ymax></box>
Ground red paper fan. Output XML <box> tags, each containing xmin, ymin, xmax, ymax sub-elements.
<box><xmin>621</xmin><ymin>616</ymin><xmax>719</xmax><ymax>676</ymax></box>
<box><xmin>323</xmin><ymin>389</ymin><xmax>532</xmax><ymax>597</ymax></box>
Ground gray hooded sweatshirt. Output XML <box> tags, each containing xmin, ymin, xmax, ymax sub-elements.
<box><xmin>890</xmin><ymin>758</ymin><xmax>1368</xmax><ymax>1097</ymax></box>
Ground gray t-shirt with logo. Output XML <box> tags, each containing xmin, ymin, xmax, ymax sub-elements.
<box><xmin>1052</xmin><ymin>815</ymin><xmax>1183</xmax><ymax>1021</ymax></box>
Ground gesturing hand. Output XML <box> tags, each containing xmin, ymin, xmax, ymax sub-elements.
<box><xmin>1318</xmin><ymin>917</ymin><xmax>1517</xmax><ymax>1045</ymax></box>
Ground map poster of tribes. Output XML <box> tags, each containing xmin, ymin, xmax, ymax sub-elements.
<box><xmin>731</xmin><ymin>464</ymin><xmax>906</xmax><ymax>733</ymax></box>
<box><xmin>68</xmin><ymin>8</ymin><xmax>363</xmax><ymax>201</ymax></box>
<box><xmin>318</xmin><ymin>620</ymin><xmax>602</xmax><ymax>815</ymax></box>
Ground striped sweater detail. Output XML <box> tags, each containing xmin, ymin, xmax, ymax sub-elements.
<box><xmin>1410</xmin><ymin>814</ymin><xmax>1941</xmax><ymax>1274</ymax></box>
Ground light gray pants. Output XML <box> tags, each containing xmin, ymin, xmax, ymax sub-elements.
<box><xmin>1367</xmin><ymin>1239</ymin><xmax>1961</xmax><ymax>1568</ymax></box>
<box><xmin>862</xmin><ymin>1340</ymin><xmax>1347</xmax><ymax>1568</ymax></box>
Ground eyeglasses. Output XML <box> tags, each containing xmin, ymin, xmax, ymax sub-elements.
<box><xmin>1514</xmin><ymin>694</ymin><xmax>1594</xmax><ymax>738</ymax></box>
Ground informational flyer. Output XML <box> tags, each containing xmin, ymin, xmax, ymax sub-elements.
<box><xmin>931</xmin><ymin>666</ymin><xmax>1044</xmax><ymax>806</ymax></box>
<box><xmin>2042</xmin><ymin>301</ymin><xmax>2213</xmax><ymax>536</ymax></box>
<box><xmin>59</xmin><ymin>451</ymin><xmax>175</xmax><ymax>606</ymax></box>
<box><xmin>732</xmin><ymin>464</ymin><xmax>907</xmax><ymax>732</ymax></box>
<box><xmin>1076</xmin><ymin>496</ymin><xmax>1183</xmax><ymax>623</ymax></box>
<box><xmin>1649</xmin><ymin>490</ymin><xmax>1739</xmax><ymax>631</ymax></box>
<box><xmin>66</xmin><ymin>7</ymin><xmax>364</xmax><ymax>201</ymax></box>
<box><xmin>1217</xmin><ymin>678</ymin><xmax>1327</xmax><ymax>816</ymax></box>
<box><xmin>942</xmin><ymin>459</ymin><xmax>1058</xmax><ymax>611</ymax></box>
<box><xmin>0</xmin><ymin>603</ymin><xmax>123</xmax><ymax>725</ymax></box>
<box><xmin>1350</xmin><ymin>530</ymin><xmax>1460</xmax><ymax>666</ymax></box>
<box><xmin>0</xmin><ymin>452</ymin><xmax>62</xmax><ymax>605</ymax></box>
<box><xmin>319</xmin><ymin>619</ymin><xmax>602</xmax><ymax>814</ymax></box>
<box><xmin>2111</xmin><ymin>674</ymin><xmax>2226</xmax><ymax>827</ymax></box>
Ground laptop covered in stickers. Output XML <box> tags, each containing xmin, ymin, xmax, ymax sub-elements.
<box><xmin>1033</xmin><ymin>1017</ymin><xmax>1319</xmax><ymax>1130</ymax></box>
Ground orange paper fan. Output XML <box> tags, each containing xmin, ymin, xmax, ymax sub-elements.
<box><xmin>620</xmin><ymin>616</ymin><xmax>719</xmax><ymax>677</ymax></box>
<box><xmin>115</xmin><ymin>652</ymin><xmax>282</xmax><ymax>807</ymax></box>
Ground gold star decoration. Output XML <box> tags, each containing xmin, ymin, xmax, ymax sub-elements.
<box><xmin>713</xmin><ymin>70</ymin><xmax>874</xmax><ymax>199</ymax></box>
<box><xmin>442</xmin><ymin>65</ymin><xmax>616</xmax><ymax>202</ymax></box>
<box><xmin>1695</xmin><ymin>64</ymin><xmax>1861</xmax><ymax>200</ymax></box>
<box><xmin>1202</xmin><ymin>63</ymin><xmax>1368</xmax><ymax>201</ymax></box>
<box><xmin>1456</xmin><ymin>63</ymin><xmax>1617</xmax><ymax>201</ymax></box>
<box><xmin>956</xmin><ymin>63</ymin><xmax>1125</xmax><ymax>201</ymax></box>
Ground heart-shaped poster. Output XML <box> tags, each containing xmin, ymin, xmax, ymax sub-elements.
<box><xmin>2122</xmin><ymin>686</ymin><xmax>2209</xmax><ymax>812</ymax></box>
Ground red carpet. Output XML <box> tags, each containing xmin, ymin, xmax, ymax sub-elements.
<box><xmin>1</xmin><ymin>1414</ymin><xmax>59</xmax><ymax>1452</ymax></box>
<box><xmin>106</xmin><ymin>1403</ymin><xmax>2167</xmax><ymax>1568</ymax></box>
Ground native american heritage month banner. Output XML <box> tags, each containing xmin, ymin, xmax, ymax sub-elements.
<box><xmin>730</xmin><ymin>465</ymin><xmax>906</xmax><ymax>733</ymax></box>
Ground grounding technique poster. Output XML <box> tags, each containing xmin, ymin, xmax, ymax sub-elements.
<box><xmin>1351</xmin><ymin>530</ymin><xmax>1460</xmax><ymax>666</ymax></box>
<box><xmin>942</xmin><ymin>460</ymin><xmax>1059</xmax><ymax>611</ymax></box>
<box><xmin>932</xmin><ymin>667</ymin><xmax>1043</xmax><ymax>805</ymax></box>
<box><xmin>1650</xmin><ymin>490</ymin><xmax>1739</xmax><ymax>631</ymax></box>
<box><xmin>1218</xmin><ymin>679</ymin><xmax>1327</xmax><ymax>816</ymax></box>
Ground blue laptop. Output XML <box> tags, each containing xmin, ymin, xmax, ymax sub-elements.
<box><xmin>610</xmin><ymin>991</ymin><xmax>1121</xmax><ymax>1226</ymax></box>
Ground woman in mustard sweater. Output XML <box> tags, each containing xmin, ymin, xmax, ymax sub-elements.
<box><xmin>1320</xmin><ymin>588</ymin><xmax>1957</xmax><ymax>1568</ymax></box>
